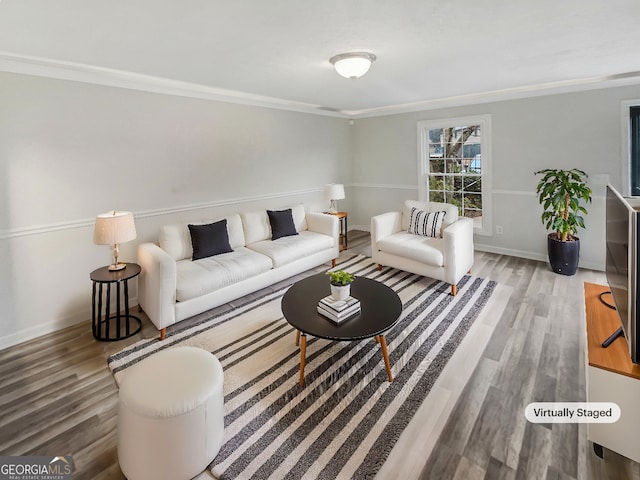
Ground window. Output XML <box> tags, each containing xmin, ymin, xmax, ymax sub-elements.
<box><xmin>631</xmin><ymin>106</ymin><xmax>640</xmax><ymax>196</ymax></box>
<box><xmin>418</xmin><ymin>114</ymin><xmax>492</xmax><ymax>235</ymax></box>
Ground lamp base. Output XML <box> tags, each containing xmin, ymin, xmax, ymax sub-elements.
<box><xmin>108</xmin><ymin>263</ymin><xmax>127</xmax><ymax>271</ymax></box>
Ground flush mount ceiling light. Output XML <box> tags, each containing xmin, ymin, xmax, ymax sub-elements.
<box><xmin>329</xmin><ymin>52</ymin><xmax>376</xmax><ymax>79</ymax></box>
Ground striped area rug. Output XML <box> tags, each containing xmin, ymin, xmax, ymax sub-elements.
<box><xmin>108</xmin><ymin>255</ymin><xmax>497</xmax><ymax>480</ymax></box>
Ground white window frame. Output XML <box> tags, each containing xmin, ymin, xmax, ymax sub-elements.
<box><xmin>417</xmin><ymin>114</ymin><xmax>492</xmax><ymax>236</ymax></box>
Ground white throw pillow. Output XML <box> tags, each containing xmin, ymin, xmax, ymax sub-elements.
<box><xmin>408</xmin><ymin>207</ymin><xmax>446</xmax><ymax>238</ymax></box>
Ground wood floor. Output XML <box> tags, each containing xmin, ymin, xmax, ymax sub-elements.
<box><xmin>0</xmin><ymin>229</ymin><xmax>638</xmax><ymax>480</ymax></box>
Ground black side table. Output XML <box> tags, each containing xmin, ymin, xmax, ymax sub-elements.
<box><xmin>90</xmin><ymin>263</ymin><xmax>142</xmax><ymax>341</ymax></box>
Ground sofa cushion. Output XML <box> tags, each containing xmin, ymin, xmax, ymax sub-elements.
<box><xmin>160</xmin><ymin>214</ymin><xmax>245</xmax><ymax>261</ymax></box>
<box><xmin>247</xmin><ymin>231</ymin><xmax>333</xmax><ymax>268</ymax></box>
<box><xmin>175</xmin><ymin>247</ymin><xmax>272</xmax><ymax>302</ymax></box>
<box><xmin>188</xmin><ymin>220</ymin><xmax>233</xmax><ymax>260</ymax></box>
<box><xmin>267</xmin><ymin>209</ymin><xmax>298</xmax><ymax>240</ymax></box>
<box><xmin>377</xmin><ymin>232</ymin><xmax>445</xmax><ymax>267</ymax></box>
<box><xmin>407</xmin><ymin>208</ymin><xmax>446</xmax><ymax>238</ymax></box>
<box><xmin>242</xmin><ymin>204</ymin><xmax>308</xmax><ymax>244</ymax></box>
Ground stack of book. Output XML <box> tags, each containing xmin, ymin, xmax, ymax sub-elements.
<box><xmin>317</xmin><ymin>295</ymin><xmax>361</xmax><ymax>324</ymax></box>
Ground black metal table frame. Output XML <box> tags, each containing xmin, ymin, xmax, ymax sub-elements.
<box><xmin>91</xmin><ymin>263</ymin><xmax>142</xmax><ymax>341</ymax></box>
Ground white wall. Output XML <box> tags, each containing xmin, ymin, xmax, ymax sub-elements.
<box><xmin>0</xmin><ymin>72</ymin><xmax>351</xmax><ymax>348</ymax></box>
<box><xmin>350</xmin><ymin>85</ymin><xmax>640</xmax><ymax>271</ymax></box>
<box><xmin>3</xmin><ymin>70</ymin><xmax>640</xmax><ymax>350</ymax></box>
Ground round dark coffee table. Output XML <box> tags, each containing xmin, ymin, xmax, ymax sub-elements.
<box><xmin>281</xmin><ymin>273</ymin><xmax>402</xmax><ymax>385</ymax></box>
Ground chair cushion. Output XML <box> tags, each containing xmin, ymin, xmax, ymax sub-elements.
<box><xmin>188</xmin><ymin>220</ymin><xmax>233</xmax><ymax>260</ymax></box>
<box><xmin>175</xmin><ymin>247</ymin><xmax>272</xmax><ymax>302</ymax></box>
<box><xmin>377</xmin><ymin>232</ymin><xmax>445</xmax><ymax>267</ymax></box>
<box><xmin>247</xmin><ymin>231</ymin><xmax>334</xmax><ymax>268</ymax></box>
<box><xmin>407</xmin><ymin>208</ymin><xmax>446</xmax><ymax>238</ymax></box>
<box><xmin>267</xmin><ymin>209</ymin><xmax>298</xmax><ymax>240</ymax></box>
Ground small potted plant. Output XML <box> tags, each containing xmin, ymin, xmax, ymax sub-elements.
<box><xmin>534</xmin><ymin>168</ymin><xmax>592</xmax><ymax>275</ymax></box>
<box><xmin>327</xmin><ymin>270</ymin><xmax>355</xmax><ymax>301</ymax></box>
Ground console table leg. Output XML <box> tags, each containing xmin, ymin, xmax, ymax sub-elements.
<box><xmin>299</xmin><ymin>334</ymin><xmax>307</xmax><ymax>386</ymax></box>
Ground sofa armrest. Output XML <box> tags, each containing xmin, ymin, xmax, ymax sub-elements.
<box><xmin>137</xmin><ymin>242</ymin><xmax>177</xmax><ymax>331</ymax></box>
<box><xmin>371</xmin><ymin>212</ymin><xmax>402</xmax><ymax>246</ymax></box>
<box><xmin>306</xmin><ymin>212</ymin><xmax>339</xmax><ymax>240</ymax></box>
<box><xmin>443</xmin><ymin>217</ymin><xmax>475</xmax><ymax>281</ymax></box>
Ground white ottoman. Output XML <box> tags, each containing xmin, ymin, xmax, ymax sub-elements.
<box><xmin>117</xmin><ymin>346</ymin><xmax>224</xmax><ymax>480</ymax></box>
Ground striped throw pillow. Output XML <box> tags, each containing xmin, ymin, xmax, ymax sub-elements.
<box><xmin>408</xmin><ymin>207</ymin><xmax>446</xmax><ymax>238</ymax></box>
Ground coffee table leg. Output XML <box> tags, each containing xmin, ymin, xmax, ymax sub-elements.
<box><xmin>296</xmin><ymin>330</ymin><xmax>300</xmax><ymax>346</ymax></box>
<box><xmin>377</xmin><ymin>335</ymin><xmax>393</xmax><ymax>382</ymax></box>
<box><xmin>299</xmin><ymin>334</ymin><xmax>307</xmax><ymax>386</ymax></box>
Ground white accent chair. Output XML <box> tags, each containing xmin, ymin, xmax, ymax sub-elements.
<box><xmin>117</xmin><ymin>346</ymin><xmax>224</xmax><ymax>480</ymax></box>
<box><xmin>371</xmin><ymin>200</ymin><xmax>474</xmax><ymax>296</ymax></box>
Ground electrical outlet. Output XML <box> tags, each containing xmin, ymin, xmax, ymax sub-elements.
<box><xmin>496</xmin><ymin>225</ymin><xmax>504</xmax><ymax>235</ymax></box>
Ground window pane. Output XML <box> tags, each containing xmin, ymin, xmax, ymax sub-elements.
<box><xmin>462</xmin><ymin>143</ymin><xmax>481</xmax><ymax>158</ymax></box>
<box><xmin>463</xmin><ymin>176</ymin><xmax>482</xmax><ymax>192</ymax></box>
<box><xmin>464</xmin><ymin>193</ymin><xmax>483</xmax><ymax>211</ymax></box>
<box><xmin>429</xmin><ymin>143</ymin><xmax>444</xmax><ymax>158</ymax></box>
<box><xmin>445</xmin><ymin>158</ymin><xmax>462</xmax><ymax>173</ymax></box>
<box><xmin>429</xmin><ymin>175</ymin><xmax>445</xmax><ymax>191</ymax></box>
<box><xmin>428</xmin><ymin>128</ymin><xmax>443</xmax><ymax>143</ymax></box>
<box><xmin>430</xmin><ymin>191</ymin><xmax>445</xmax><ymax>203</ymax></box>
<box><xmin>429</xmin><ymin>159</ymin><xmax>445</xmax><ymax>173</ymax></box>
<box><xmin>453</xmin><ymin>175</ymin><xmax>464</xmax><ymax>192</ymax></box>
<box><xmin>464</xmin><ymin>209</ymin><xmax>483</xmax><ymax>219</ymax></box>
<box><xmin>444</xmin><ymin>143</ymin><xmax>463</xmax><ymax>159</ymax></box>
<box><xmin>450</xmin><ymin>192</ymin><xmax>463</xmax><ymax>214</ymax></box>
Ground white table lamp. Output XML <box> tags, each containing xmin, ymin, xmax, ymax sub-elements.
<box><xmin>324</xmin><ymin>184</ymin><xmax>345</xmax><ymax>214</ymax></box>
<box><xmin>94</xmin><ymin>210</ymin><xmax>137</xmax><ymax>271</ymax></box>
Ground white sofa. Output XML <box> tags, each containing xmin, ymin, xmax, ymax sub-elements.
<box><xmin>138</xmin><ymin>205</ymin><xmax>339</xmax><ymax>339</ymax></box>
<box><xmin>371</xmin><ymin>200</ymin><xmax>474</xmax><ymax>296</ymax></box>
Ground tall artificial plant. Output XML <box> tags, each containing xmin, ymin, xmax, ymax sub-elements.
<box><xmin>534</xmin><ymin>168</ymin><xmax>592</xmax><ymax>242</ymax></box>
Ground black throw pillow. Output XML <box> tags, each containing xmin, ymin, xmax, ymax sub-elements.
<box><xmin>267</xmin><ymin>209</ymin><xmax>299</xmax><ymax>240</ymax></box>
<box><xmin>188</xmin><ymin>219</ymin><xmax>233</xmax><ymax>260</ymax></box>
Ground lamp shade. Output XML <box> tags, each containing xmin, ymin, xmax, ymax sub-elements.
<box><xmin>324</xmin><ymin>184</ymin><xmax>345</xmax><ymax>201</ymax></box>
<box><xmin>93</xmin><ymin>211</ymin><xmax>137</xmax><ymax>245</ymax></box>
<box><xmin>329</xmin><ymin>52</ymin><xmax>376</xmax><ymax>79</ymax></box>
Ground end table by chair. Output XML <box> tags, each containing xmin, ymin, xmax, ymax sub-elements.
<box><xmin>90</xmin><ymin>263</ymin><xmax>142</xmax><ymax>341</ymax></box>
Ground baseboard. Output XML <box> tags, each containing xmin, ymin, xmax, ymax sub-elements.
<box><xmin>474</xmin><ymin>243</ymin><xmax>604</xmax><ymax>272</ymax></box>
<box><xmin>0</xmin><ymin>296</ymin><xmax>139</xmax><ymax>351</ymax></box>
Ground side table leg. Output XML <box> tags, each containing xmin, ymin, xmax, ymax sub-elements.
<box><xmin>124</xmin><ymin>279</ymin><xmax>131</xmax><ymax>337</ymax></box>
<box><xmin>295</xmin><ymin>330</ymin><xmax>300</xmax><ymax>346</ymax></box>
<box><xmin>91</xmin><ymin>282</ymin><xmax>97</xmax><ymax>337</ymax></box>
<box><xmin>299</xmin><ymin>334</ymin><xmax>307</xmax><ymax>386</ymax></box>
<box><xmin>378</xmin><ymin>335</ymin><xmax>393</xmax><ymax>382</ymax></box>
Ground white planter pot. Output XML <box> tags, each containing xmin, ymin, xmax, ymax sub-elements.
<box><xmin>330</xmin><ymin>283</ymin><xmax>351</xmax><ymax>301</ymax></box>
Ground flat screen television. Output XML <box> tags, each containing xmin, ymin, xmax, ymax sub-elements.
<box><xmin>605</xmin><ymin>184</ymin><xmax>640</xmax><ymax>364</ymax></box>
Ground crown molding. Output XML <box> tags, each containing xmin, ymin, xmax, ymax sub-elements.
<box><xmin>344</xmin><ymin>71</ymin><xmax>640</xmax><ymax>118</ymax></box>
<box><xmin>2</xmin><ymin>52</ymin><xmax>640</xmax><ymax>120</ymax></box>
<box><xmin>0</xmin><ymin>52</ymin><xmax>348</xmax><ymax>118</ymax></box>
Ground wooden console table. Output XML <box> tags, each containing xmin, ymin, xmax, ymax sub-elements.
<box><xmin>584</xmin><ymin>283</ymin><xmax>640</xmax><ymax>462</ymax></box>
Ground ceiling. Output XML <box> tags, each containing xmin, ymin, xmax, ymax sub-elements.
<box><xmin>1</xmin><ymin>0</ymin><xmax>640</xmax><ymax>117</ymax></box>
